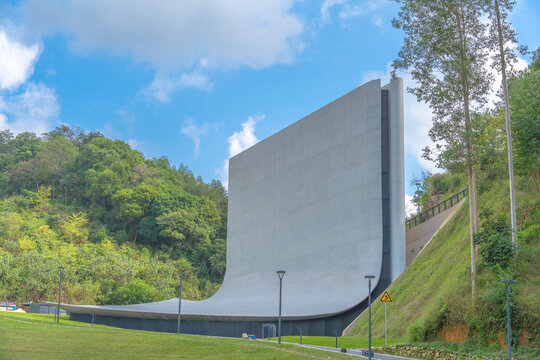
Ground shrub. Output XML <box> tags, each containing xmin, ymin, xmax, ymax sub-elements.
<box><xmin>475</xmin><ymin>209</ymin><xmax>516</xmax><ymax>271</ymax></box>
<box><xmin>408</xmin><ymin>322</ymin><xmax>425</xmax><ymax>342</ymax></box>
<box><xmin>104</xmin><ymin>279</ymin><xmax>161</xmax><ymax>305</ymax></box>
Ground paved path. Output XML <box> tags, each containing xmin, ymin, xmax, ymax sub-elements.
<box><xmin>272</xmin><ymin>341</ymin><xmax>418</xmax><ymax>360</ymax></box>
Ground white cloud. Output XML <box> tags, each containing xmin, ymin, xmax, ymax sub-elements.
<box><xmin>371</xmin><ymin>15</ymin><xmax>383</xmax><ymax>27</ymax></box>
<box><xmin>144</xmin><ymin>71</ymin><xmax>212</xmax><ymax>103</ymax></box>
<box><xmin>228</xmin><ymin>116</ymin><xmax>260</xmax><ymax>158</ymax></box>
<box><xmin>20</xmin><ymin>0</ymin><xmax>303</xmax><ymax>71</ymax></box>
<box><xmin>19</xmin><ymin>0</ymin><xmax>303</xmax><ymax>101</ymax></box>
<box><xmin>322</xmin><ymin>0</ymin><xmax>387</xmax><ymax>26</ymax></box>
<box><xmin>404</xmin><ymin>194</ymin><xmax>417</xmax><ymax>217</ymax></box>
<box><xmin>218</xmin><ymin>115</ymin><xmax>262</xmax><ymax>188</ymax></box>
<box><xmin>127</xmin><ymin>138</ymin><xmax>140</xmax><ymax>150</ymax></box>
<box><xmin>0</xmin><ymin>82</ymin><xmax>59</xmax><ymax>135</ymax></box>
<box><xmin>181</xmin><ymin>118</ymin><xmax>217</xmax><ymax>159</ymax></box>
<box><xmin>321</xmin><ymin>0</ymin><xmax>348</xmax><ymax>22</ymax></box>
<box><xmin>361</xmin><ymin>64</ymin><xmax>438</xmax><ymax>173</ymax></box>
<box><xmin>338</xmin><ymin>1</ymin><xmax>383</xmax><ymax>19</ymax></box>
<box><xmin>0</xmin><ymin>30</ymin><xmax>40</xmax><ymax>90</ymax></box>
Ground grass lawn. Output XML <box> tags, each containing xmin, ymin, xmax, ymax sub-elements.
<box><xmin>0</xmin><ymin>313</ymin><xmax>355</xmax><ymax>360</ymax></box>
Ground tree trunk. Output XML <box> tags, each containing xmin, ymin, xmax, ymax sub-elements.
<box><xmin>455</xmin><ymin>3</ymin><xmax>477</xmax><ymax>299</ymax></box>
<box><xmin>494</xmin><ymin>0</ymin><xmax>518</xmax><ymax>250</ymax></box>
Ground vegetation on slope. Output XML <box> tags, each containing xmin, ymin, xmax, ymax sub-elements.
<box><xmin>350</xmin><ymin>176</ymin><xmax>539</xmax><ymax>345</ymax></box>
<box><xmin>349</xmin><ymin>52</ymin><xmax>540</xmax><ymax>355</ymax></box>
<box><xmin>0</xmin><ymin>127</ymin><xmax>227</xmax><ymax>305</ymax></box>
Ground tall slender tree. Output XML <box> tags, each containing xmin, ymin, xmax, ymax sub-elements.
<box><xmin>391</xmin><ymin>0</ymin><xmax>494</xmax><ymax>298</ymax></box>
<box><xmin>486</xmin><ymin>0</ymin><xmax>526</xmax><ymax>249</ymax></box>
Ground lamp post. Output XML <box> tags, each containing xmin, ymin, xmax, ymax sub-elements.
<box><xmin>365</xmin><ymin>275</ymin><xmax>375</xmax><ymax>360</ymax></box>
<box><xmin>502</xmin><ymin>279</ymin><xmax>515</xmax><ymax>360</ymax></box>
<box><xmin>57</xmin><ymin>266</ymin><xmax>65</xmax><ymax>324</ymax></box>
<box><xmin>177</xmin><ymin>271</ymin><xmax>185</xmax><ymax>334</ymax></box>
<box><xmin>298</xmin><ymin>327</ymin><xmax>302</xmax><ymax>344</ymax></box>
<box><xmin>276</xmin><ymin>270</ymin><xmax>286</xmax><ymax>344</ymax></box>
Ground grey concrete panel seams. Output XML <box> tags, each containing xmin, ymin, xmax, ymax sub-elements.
<box><xmin>62</xmin><ymin>79</ymin><xmax>405</xmax><ymax>323</ymax></box>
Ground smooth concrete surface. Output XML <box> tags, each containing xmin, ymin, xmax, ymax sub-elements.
<box><xmin>406</xmin><ymin>200</ymin><xmax>465</xmax><ymax>266</ymax></box>
<box><xmin>388</xmin><ymin>78</ymin><xmax>406</xmax><ymax>281</ymax></box>
<box><xmin>62</xmin><ymin>79</ymin><xmax>405</xmax><ymax>324</ymax></box>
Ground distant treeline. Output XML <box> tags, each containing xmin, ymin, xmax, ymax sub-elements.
<box><xmin>0</xmin><ymin>126</ymin><xmax>227</xmax><ymax>305</ymax></box>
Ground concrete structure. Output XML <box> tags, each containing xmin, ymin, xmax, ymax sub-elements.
<box><xmin>63</xmin><ymin>78</ymin><xmax>405</xmax><ymax>337</ymax></box>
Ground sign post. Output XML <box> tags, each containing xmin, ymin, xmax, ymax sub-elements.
<box><xmin>380</xmin><ymin>291</ymin><xmax>392</xmax><ymax>345</ymax></box>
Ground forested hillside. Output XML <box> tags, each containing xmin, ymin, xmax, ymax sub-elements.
<box><xmin>0</xmin><ymin>127</ymin><xmax>228</xmax><ymax>305</ymax></box>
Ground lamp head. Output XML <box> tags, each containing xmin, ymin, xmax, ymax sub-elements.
<box><xmin>501</xmin><ymin>279</ymin><xmax>515</xmax><ymax>284</ymax></box>
<box><xmin>276</xmin><ymin>270</ymin><xmax>286</xmax><ymax>279</ymax></box>
<box><xmin>364</xmin><ymin>275</ymin><xmax>375</xmax><ymax>279</ymax></box>
<box><xmin>58</xmin><ymin>266</ymin><xmax>65</xmax><ymax>270</ymax></box>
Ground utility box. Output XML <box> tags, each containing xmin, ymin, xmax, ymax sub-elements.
<box><xmin>262</xmin><ymin>324</ymin><xmax>276</xmax><ymax>338</ymax></box>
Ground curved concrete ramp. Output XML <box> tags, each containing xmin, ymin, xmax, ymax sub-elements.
<box><xmin>63</xmin><ymin>78</ymin><xmax>405</xmax><ymax>336</ymax></box>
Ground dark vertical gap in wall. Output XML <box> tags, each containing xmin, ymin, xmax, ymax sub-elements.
<box><xmin>379</xmin><ymin>89</ymin><xmax>392</xmax><ymax>289</ymax></box>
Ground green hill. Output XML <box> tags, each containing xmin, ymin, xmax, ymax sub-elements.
<box><xmin>347</xmin><ymin>176</ymin><xmax>540</xmax><ymax>353</ymax></box>
<box><xmin>0</xmin><ymin>127</ymin><xmax>227</xmax><ymax>305</ymax></box>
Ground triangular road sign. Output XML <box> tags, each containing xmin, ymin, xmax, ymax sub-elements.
<box><xmin>380</xmin><ymin>291</ymin><xmax>392</xmax><ymax>302</ymax></box>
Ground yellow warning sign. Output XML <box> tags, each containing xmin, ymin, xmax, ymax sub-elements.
<box><xmin>380</xmin><ymin>291</ymin><xmax>392</xmax><ymax>302</ymax></box>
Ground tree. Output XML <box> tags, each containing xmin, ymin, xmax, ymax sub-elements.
<box><xmin>508</xmin><ymin>53</ymin><xmax>540</xmax><ymax>190</ymax></box>
<box><xmin>392</xmin><ymin>0</ymin><xmax>493</xmax><ymax>298</ymax></box>
<box><xmin>486</xmin><ymin>0</ymin><xmax>526</xmax><ymax>248</ymax></box>
<box><xmin>36</xmin><ymin>136</ymin><xmax>77</xmax><ymax>198</ymax></box>
<box><xmin>61</xmin><ymin>212</ymin><xmax>90</xmax><ymax>244</ymax></box>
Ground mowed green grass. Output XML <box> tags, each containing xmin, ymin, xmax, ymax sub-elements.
<box><xmin>0</xmin><ymin>313</ymin><xmax>355</xmax><ymax>360</ymax></box>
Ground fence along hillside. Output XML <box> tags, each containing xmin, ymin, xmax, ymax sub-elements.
<box><xmin>406</xmin><ymin>189</ymin><xmax>467</xmax><ymax>230</ymax></box>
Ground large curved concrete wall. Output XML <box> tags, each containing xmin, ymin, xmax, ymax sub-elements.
<box><xmin>62</xmin><ymin>78</ymin><xmax>405</xmax><ymax>333</ymax></box>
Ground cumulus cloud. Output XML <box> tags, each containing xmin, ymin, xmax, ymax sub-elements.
<box><xmin>20</xmin><ymin>0</ymin><xmax>303</xmax><ymax>71</ymax></box>
<box><xmin>218</xmin><ymin>115</ymin><xmax>262</xmax><ymax>188</ymax></box>
<box><xmin>0</xmin><ymin>30</ymin><xmax>40</xmax><ymax>90</ymax></box>
<box><xmin>0</xmin><ymin>82</ymin><xmax>59</xmax><ymax>135</ymax></box>
<box><xmin>181</xmin><ymin>118</ymin><xmax>217</xmax><ymax>159</ymax></box>
<box><xmin>19</xmin><ymin>0</ymin><xmax>303</xmax><ymax>100</ymax></box>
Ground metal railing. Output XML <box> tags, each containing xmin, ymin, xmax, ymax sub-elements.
<box><xmin>406</xmin><ymin>189</ymin><xmax>467</xmax><ymax>230</ymax></box>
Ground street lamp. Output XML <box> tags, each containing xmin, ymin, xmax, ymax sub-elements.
<box><xmin>57</xmin><ymin>266</ymin><xmax>65</xmax><ymax>324</ymax></box>
<box><xmin>365</xmin><ymin>275</ymin><xmax>375</xmax><ymax>360</ymax></box>
<box><xmin>177</xmin><ymin>271</ymin><xmax>185</xmax><ymax>334</ymax></box>
<box><xmin>276</xmin><ymin>270</ymin><xmax>286</xmax><ymax>344</ymax></box>
<box><xmin>502</xmin><ymin>279</ymin><xmax>515</xmax><ymax>360</ymax></box>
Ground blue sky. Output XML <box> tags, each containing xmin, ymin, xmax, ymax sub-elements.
<box><xmin>0</xmin><ymin>0</ymin><xmax>538</xmax><ymax>210</ymax></box>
